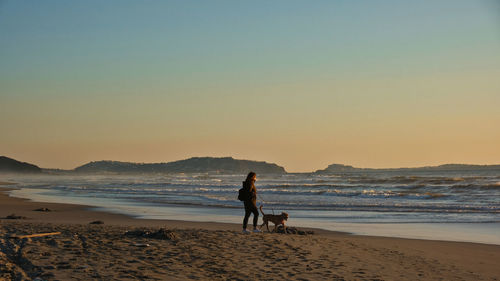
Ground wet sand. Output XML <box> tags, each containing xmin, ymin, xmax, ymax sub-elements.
<box><xmin>1</xmin><ymin>186</ymin><xmax>499</xmax><ymax>280</ymax></box>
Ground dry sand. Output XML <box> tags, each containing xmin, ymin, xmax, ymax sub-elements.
<box><xmin>1</xmin><ymin>186</ymin><xmax>499</xmax><ymax>281</ymax></box>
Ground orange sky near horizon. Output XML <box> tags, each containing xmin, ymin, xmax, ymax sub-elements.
<box><xmin>4</xmin><ymin>69</ymin><xmax>499</xmax><ymax>172</ymax></box>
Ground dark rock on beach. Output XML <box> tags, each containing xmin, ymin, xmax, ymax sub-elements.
<box><xmin>275</xmin><ymin>225</ymin><xmax>314</xmax><ymax>235</ymax></box>
<box><xmin>124</xmin><ymin>228</ymin><xmax>178</xmax><ymax>240</ymax></box>
<box><xmin>33</xmin><ymin>208</ymin><xmax>52</xmax><ymax>212</ymax></box>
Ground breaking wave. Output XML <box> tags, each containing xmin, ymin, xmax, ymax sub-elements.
<box><xmin>5</xmin><ymin>169</ymin><xmax>500</xmax><ymax>224</ymax></box>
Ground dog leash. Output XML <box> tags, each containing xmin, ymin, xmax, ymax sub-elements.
<box><xmin>257</xmin><ymin>194</ymin><xmax>275</xmax><ymax>215</ymax></box>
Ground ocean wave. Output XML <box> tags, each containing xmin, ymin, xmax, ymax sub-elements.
<box><xmin>450</xmin><ymin>183</ymin><xmax>500</xmax><ymax>190</ymax></box>
<box><xmin>253</xmin><ymin>188</ymin><xmax>450</xmax><ymax>200</ymax></box>
<box><xmin>9</xmin><ymin>172</ymin><xmax>499</xmax><ymax>222</ymax></box>
<box><xmin>483</xmin><ymin>183</ymin><xmax>500</xmax><ymax>189</ymax></box>
<box><xmin>127</xmin><ymin>196</ymin><xmax>500</xmax><ymax>214</ymax></box>
<box><xmin>343</xmin><ymin>175</ymin><xmax>482</xmax><ymax>186</ymax></box>
<box><xmin>423</xmin><ymin>192</ymin><xmax>447</xmax><ymax>199</ymax></box>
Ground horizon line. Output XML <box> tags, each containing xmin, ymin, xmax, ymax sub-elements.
<box><xmin>2</xmin><ymin>155</ymin><xmax>499</xmax><ymax>173</ymax></box>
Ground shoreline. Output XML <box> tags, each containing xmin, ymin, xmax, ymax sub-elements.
<box><xmin>4</xmin><ymin>184</ymin><xmax>500</xmax><ymax>245</ymax></box>
<box><xmin>1</xmin><ymin>186</ymin><xmax>500</xmax><ymax>280</ymax></box>
<box><xmin>1</xmin><ymin>184</ymin><xmax>499</xmax><ymax>246</ymax></box>
<box><xmin>0</xmin><ymin>187</ymin><xmax>340</xmax><ymax>235</ymax></box>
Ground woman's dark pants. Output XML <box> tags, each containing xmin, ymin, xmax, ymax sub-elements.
<box><xmin>243</xmin><ymin>200</ymin><xmax>259</xmax><ymax>229</ymax></box>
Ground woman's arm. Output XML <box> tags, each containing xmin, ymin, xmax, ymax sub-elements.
<box><xmin>250</xmin><ymin>183</ymin><xmax>257</xmax><ymax>199</ymax></box>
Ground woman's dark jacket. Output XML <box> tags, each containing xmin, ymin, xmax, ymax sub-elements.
<box><xmin>242</xmin><ymin>180</ymin><xmax>257</xmax><ymax>203</ymax></box>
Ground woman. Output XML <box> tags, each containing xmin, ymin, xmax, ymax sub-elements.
<box><xmin>242</xmin><ymin>172</ymin><xmax>261</xmax><ymax>233</ymax></box>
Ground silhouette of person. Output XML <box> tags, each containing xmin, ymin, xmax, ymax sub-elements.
<box><xmin>242</xmin><ymin>172</ymin><xmax>261</xmax><ymax>233</ymax></box>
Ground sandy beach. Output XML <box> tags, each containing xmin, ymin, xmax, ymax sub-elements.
<box><xmin>1</xmin><ymin>184</ymin><xmax>499</xmax><ymax>281</ymax></box>
<box><xmin>2</xmin><ymin>0</ymin><xmax>499</xmax><ymax>280</ymax></box>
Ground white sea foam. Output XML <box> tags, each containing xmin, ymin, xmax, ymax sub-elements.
<box><xmin>4</xmin><ymin>171</ymin><xmax>500</xmax><ymax>222</ymax></box>
<box><xmin>5</xmin><ymin>171</ymin><xmax>500</xmax><ymax>245</ymax></box>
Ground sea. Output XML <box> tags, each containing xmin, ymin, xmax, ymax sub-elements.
<box><xmin>2</xmin><ymin>170</ymin><xmax>499</xmax><ymax>245</ymax></box>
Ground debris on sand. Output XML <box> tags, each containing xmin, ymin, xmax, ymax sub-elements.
<box><xmin>89</xmin><ymin>220</ymin><xmax>104</xmax><ymax>225</ymax></box>
<box><xmin>33</xmin><ymin>208</ymin><xmax>52</xmax><ymax>212</ymax></box>
<box><xmin>275</xmin><ymin>226</ymin><xmax>314</xmax><ymax>235</ymax></box>
<box><xmin>4</xmin><ymin>214</ymin><xmax>27</xmax><ymax>220</ymax></box>
<box><xmin>124</xmin><ymin>228</ymin><xmax>178</xmax><ymax>240</ymax></box>
<box><xmin>10</xmin><ymin>232</ymin><xmax>61</xmax><ymax>239</ymax></box>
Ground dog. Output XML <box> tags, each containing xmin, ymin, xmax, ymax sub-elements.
<box><xmin>259</xmin><ymin>205</ymin><xmax>289</xmax><ymax>233</ymax></box>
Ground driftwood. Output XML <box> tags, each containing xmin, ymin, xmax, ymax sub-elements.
<box><xmin>4</xmin><ymin>214</ymin><xmax>27</xmax><ymax>219</ymax></box>
<box><xmin>9</xmin><ymin>232</ymin><xmax>61</xmax><ymax>239</ymax></box>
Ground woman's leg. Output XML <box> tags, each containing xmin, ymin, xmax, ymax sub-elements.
<box><xmin>251</xmin><ymin>204</ymin><xmax>259</xmax><ymax>229</ymax></box>
<box><xmin>243</xmin><ymin>203</ymin><xmax>251</xmax><ymax>229</ymax></box>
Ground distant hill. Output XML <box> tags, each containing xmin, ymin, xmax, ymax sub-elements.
<box><xmin>315</xmin><ymin>163</ymin><xmax>500</xmax><ymax>174</ymax></box>
<box><xmin>3</xmin><ymin>155</ymin><xmax>498</xmax><ymax>175</ymax></box>
<box><xmin>314</xmin><ymin>164</ymin><xmax>357</xmax><ymax>173</ymax></box>
<box><xmin>74</xmin><ymin>157</ymin><xmax>286</xmax><ymax>174</ymax></box>
<box><xmin>0</xmin><ymin>156</ymin><xmax>42</xmax><ymax>173</ymax></box>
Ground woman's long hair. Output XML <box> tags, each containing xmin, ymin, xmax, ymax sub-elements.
<box><xmin>245</xmin><ymin>172</ymin><xmax>256</xmax><ymax>183</ymax></box>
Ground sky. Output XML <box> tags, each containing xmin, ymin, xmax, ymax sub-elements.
<box><xmin>1</xmin><ymin>0</ymin><xmax>499</xmax><ymax>172</ymax></box>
